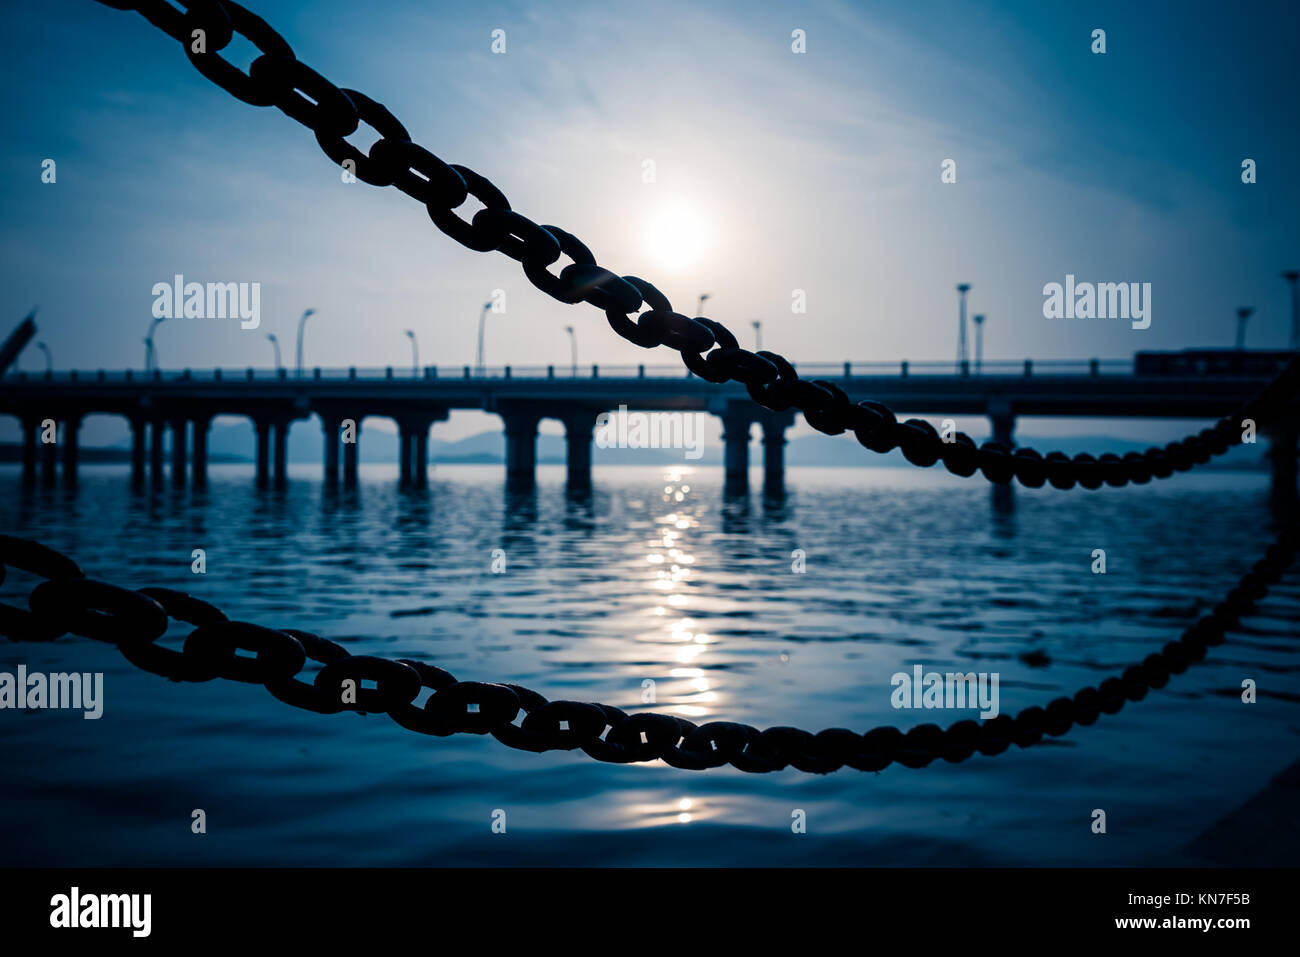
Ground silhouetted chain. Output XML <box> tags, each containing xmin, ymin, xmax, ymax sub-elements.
<box><xmin>88</xmin><ymin>0</ymin><xmax>1300</xmax><ymax>489</ymax></box>
<box><xmin>2</xmin><ymin>528</ymin><xmax>1296</xmax><ymax>772</ymax></box>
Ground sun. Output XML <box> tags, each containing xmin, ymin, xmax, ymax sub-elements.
<box><xmin>644</xmin><ymin>204</ymin><xmax>710</xmax><ymax>271</ymax></box>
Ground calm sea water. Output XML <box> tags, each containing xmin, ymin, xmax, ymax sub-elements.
<box><xmin>1</xmin><ymin>462</ymin><xmax>1297</xmax><ymax>866</ymax></box>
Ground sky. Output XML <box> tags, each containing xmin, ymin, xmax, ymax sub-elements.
<box><xmin>2</xmin><ymin>0</ymin><xmax>1298</xmax><ymax>445</ymax></box>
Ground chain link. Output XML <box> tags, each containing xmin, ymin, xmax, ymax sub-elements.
<box><xmin>88</xmin><ymin>0</ymin><xmax>1300</xmax><ymax>489</ymax></box>
<box><xmin>3</xmin><ymin>527</ymin><xmax>1296</xmax><ymax>773</ymax></box>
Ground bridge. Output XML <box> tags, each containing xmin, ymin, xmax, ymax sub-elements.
<box><xmin>2</xmin><ymin>358</ymin><xmax>1295</xmax><ymax>496</ymax></box>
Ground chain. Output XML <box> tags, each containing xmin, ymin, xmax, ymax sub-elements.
<box><xmin>86</xmin><ymin>0</ymin><xmax>1300</xmax><ymax>490</ymax></box>
<box><xmin>2</xmin><ymin>526</ymin><xmax>1296</xmax><ymax>772</ymax></box>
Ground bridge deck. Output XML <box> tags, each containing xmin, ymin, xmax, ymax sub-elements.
<box><xmin>0</xmin><ymin>364</ymin><xmax>1277</xmax><ymax>420</ymax></box>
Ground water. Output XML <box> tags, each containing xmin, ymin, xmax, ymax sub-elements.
<box><xmin>1</xmin><ymin>463</ymin><xmax>1297</xmax><ymax>866</ymax></box>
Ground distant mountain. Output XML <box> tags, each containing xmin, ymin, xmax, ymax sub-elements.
<box><xmin>195</xmin><ymin>421</ymin><xmax>714</xmax><ymax>465</ymax></box>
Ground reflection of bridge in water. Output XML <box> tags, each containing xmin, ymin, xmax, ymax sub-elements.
<box><xmin>3</xmin><ymin>358</ymin><xmax>1296</xmax><ymax>497</ymax></box>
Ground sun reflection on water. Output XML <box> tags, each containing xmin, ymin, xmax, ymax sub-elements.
<box><xmin>621</xmin><ymin>794</ymin><xmax>721</xmax><ymax>828</ymax></box>
<box><xmin>633</xmin><ymin>467</ymin><xmax>729</xmax><ymax>722</ymax></box>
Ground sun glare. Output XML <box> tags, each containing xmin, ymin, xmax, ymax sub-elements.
<box><xmin>644</xmin><ymin>204</ymin><xmax>710</xmax><ymax>271</ymax></box>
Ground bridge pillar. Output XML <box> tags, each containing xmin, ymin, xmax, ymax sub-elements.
<box><xmin>149</xmin><ymin>420</ymin><xmax>165</xmax><ymax>487</ymax></box>
<box><xmin>759</xmin><ymin>410</ymin><xmax>796</xmax><ymax>497</ymax></box>
<box><xmin>39</xmin><ymin>419</ymin><xmax>57</xmax><ymax>488</ymax></box>
<box><xmin>988</xmin><ymin>400</ymin><xmax>1015</xmax><ymax>448</ymax></box>
<box><xmin>414</xmin><ymin>427</ymin><xmax>430</xmax><ymax>489</ymax></box>
<box><xmin>273</xmin><ymin>420</ymin><xmax>289</xmax><ymax>490</ymax></box>
<box><xmin>170</xmin><ymin>418</ymin><xmax>188</xmax><ymax>487</ymax></box>
<box><xmin>254</xmin><ymin>419</ymin><xmax>271</xmax><ymax>488</ymax></box>
<box><xmin>1268</xmin><ymin>422</ymin><xmax>1298</xmax><ymax>512</ymax></box>
<box><xmin>343</xmin><ymin>419</ymin><xmax>360</xmax><ymax>488</ymax></box>
<box><xmin>501</xmin><ymin>407</ymin><xmax>541</xmax><ymax>490</ymax></box>
<box><xmin>986</xmin><ymin>401</ymin><xmax>1017</xmax><ymax>511</ymax></box>
<box><xmin>130</xmin><ymin>418</ymin><xmax>146</xmax><ymax>487</ymax></box>
<box><xmin>21</xmin><ymin>418</ymin><xmax>37</xmax><ymax>488</ymax></box>
<box><xmin>720</xmin><ymin>407</ymin><xmax>753</xmax><ymax>495</ymax></box>
<box><xmin>396</xmin><ymin>411</ymin><xmax>445</xmax><ymax>489</ymax></box>
<box><xmin>191</xmin><ymin>416</ymin><xmax>210</xmax><ymax>489</ymax></box>
<box><xmin>561</xmin><ymin>409</ymin><xmax>599</xmax><ymax>490</ymax></box>
<box><xmin>60</xmin><ymin>415</ymin><xmax>81</xmax><ymax>487</ymax></box>
<box><xmin>396</xmin><ymin>425</ymin><xmax>412</xmax><ymax>488</ymax></box>
<box><xmin>321</xmin><ymin>416</ymin><xmax>340</xmax><ymax>487</ymax></box>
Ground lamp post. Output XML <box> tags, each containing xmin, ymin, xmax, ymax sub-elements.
<box><xmin>403</xmin><ymin>329</ymin><xmax>419</xmax><ymax>376</ymax></box>
<box><xmin>145</xmin><ymin>316</ymin><xmax>167</xmax><ymax>372</ymax></box>
<box><xmin>1235</xmin><ymin>307</ymin><xmax>1254</xmax><ymax>351</ymax></box>
<box><xmin>266</xmin><ymin>333</ymin><xmax>282</xmax><ymax>373</ymax></box>
<box><xmin>955</xmin><ymin>284</ymin><xmax>971</xmax><ymax>372</ymax></box>
<box><xmin>294</xmin><ymin>307</ymin><xmax>316</xmax><ymax>377</ymax></box>
<box><xmin>696</xmin><ymin>293</ymin><xmax>711</xmax><ymax>317</ymax></box>
<box><xmin>1283</xmin><ymin>271</ymin><xmax>1299</xmax><ymax>350</ymax></box>
<box><xmin>475</xmin><ymin>301</ymin><xmax>493</xmax><ymax>375</ymax></box>
<box><xmin>972</xmin><ymin>314</ymin><xmax>985</xmax><ymax>374</ymax></box>
<box><xmin>36</xmin><ymin>341</ymin><xmax>51</xmax><ymax>374</ymax></box>
<box><xmin>564</xmin><ymin>325</ymin><xmax>577</xmax><ymax>377</ymax></box>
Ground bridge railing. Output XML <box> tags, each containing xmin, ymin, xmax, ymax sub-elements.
<box><xmin>5</xmin><ymin>359</ymin><xmax>1144</xmax><ymax>383</ymax></box>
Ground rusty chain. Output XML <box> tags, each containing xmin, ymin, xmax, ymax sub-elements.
<box><xmin>2</xmin><ymin>527</ymin><xmax>1296</xmax><ymax>773</ymax></box>
<box><xmin>86</xmin><ymin>0</ymin><xmax>1300</xmax><ymax>490</ymax></box>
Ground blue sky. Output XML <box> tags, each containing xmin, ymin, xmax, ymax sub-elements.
<box><xmin>2</xmin><ymin>0</ymin><xmax>1297</xmax><ymax>443</ymax></box>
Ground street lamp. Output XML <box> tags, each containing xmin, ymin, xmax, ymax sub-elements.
<box><xmin>266</xmin><ymin>333</ymin><xmax>282</xmax><ymax>372</ymax></box>
<box><xmin>145</xmin><ymin>315</ymin><xmax>168</xmax><ymax>372</ymax></box>
<box><xmin>1235</xmin><ymin>307</ymin><xmax>1254</xmax><ymax>351</ymax></box>
<box><xmin>475</xmin><ymin>301</ymin><xmax>493</xmax><ymax>375</ymax></box>
<box><xmin>404</xmin><ymin>329</ymin><xmax>419</xmax><ymax>375</ymax></box>
<box><xmin>35</xmin><ymin>341</ymin><xmax>51</xmax><ymax>374</ymax></box>
<box><xmin>972</xmin><ymin>314</ymin><xmax>985</xmax><ymax>374</ymax></box>
<box><xmin>955</xmin><ymin>284</ymin><xmax>971</xmax><ymax>372</ymax></box>
<box><xmin>696</xmin><ymin>293</ymin><xmax>711</xmax><ymax>317</ymax></box>
<box><xmin>564</xmin><ymin>325</ymin><xmax>577</xmax><ymax>377</ymax></box>
<box><xmin>751</xmin><ymin>321</ymin><xmax>762</xmax><ymax>351</ymax></box>
<box><xmin>295</xmin><ymin>307</ymin><xmax>316</xmax><ymax>377</ymax></box>
<box><xmin>1283</xmin><ymin>271</ymin><xmax>1299</xmax><ymax>349</ymax></box>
